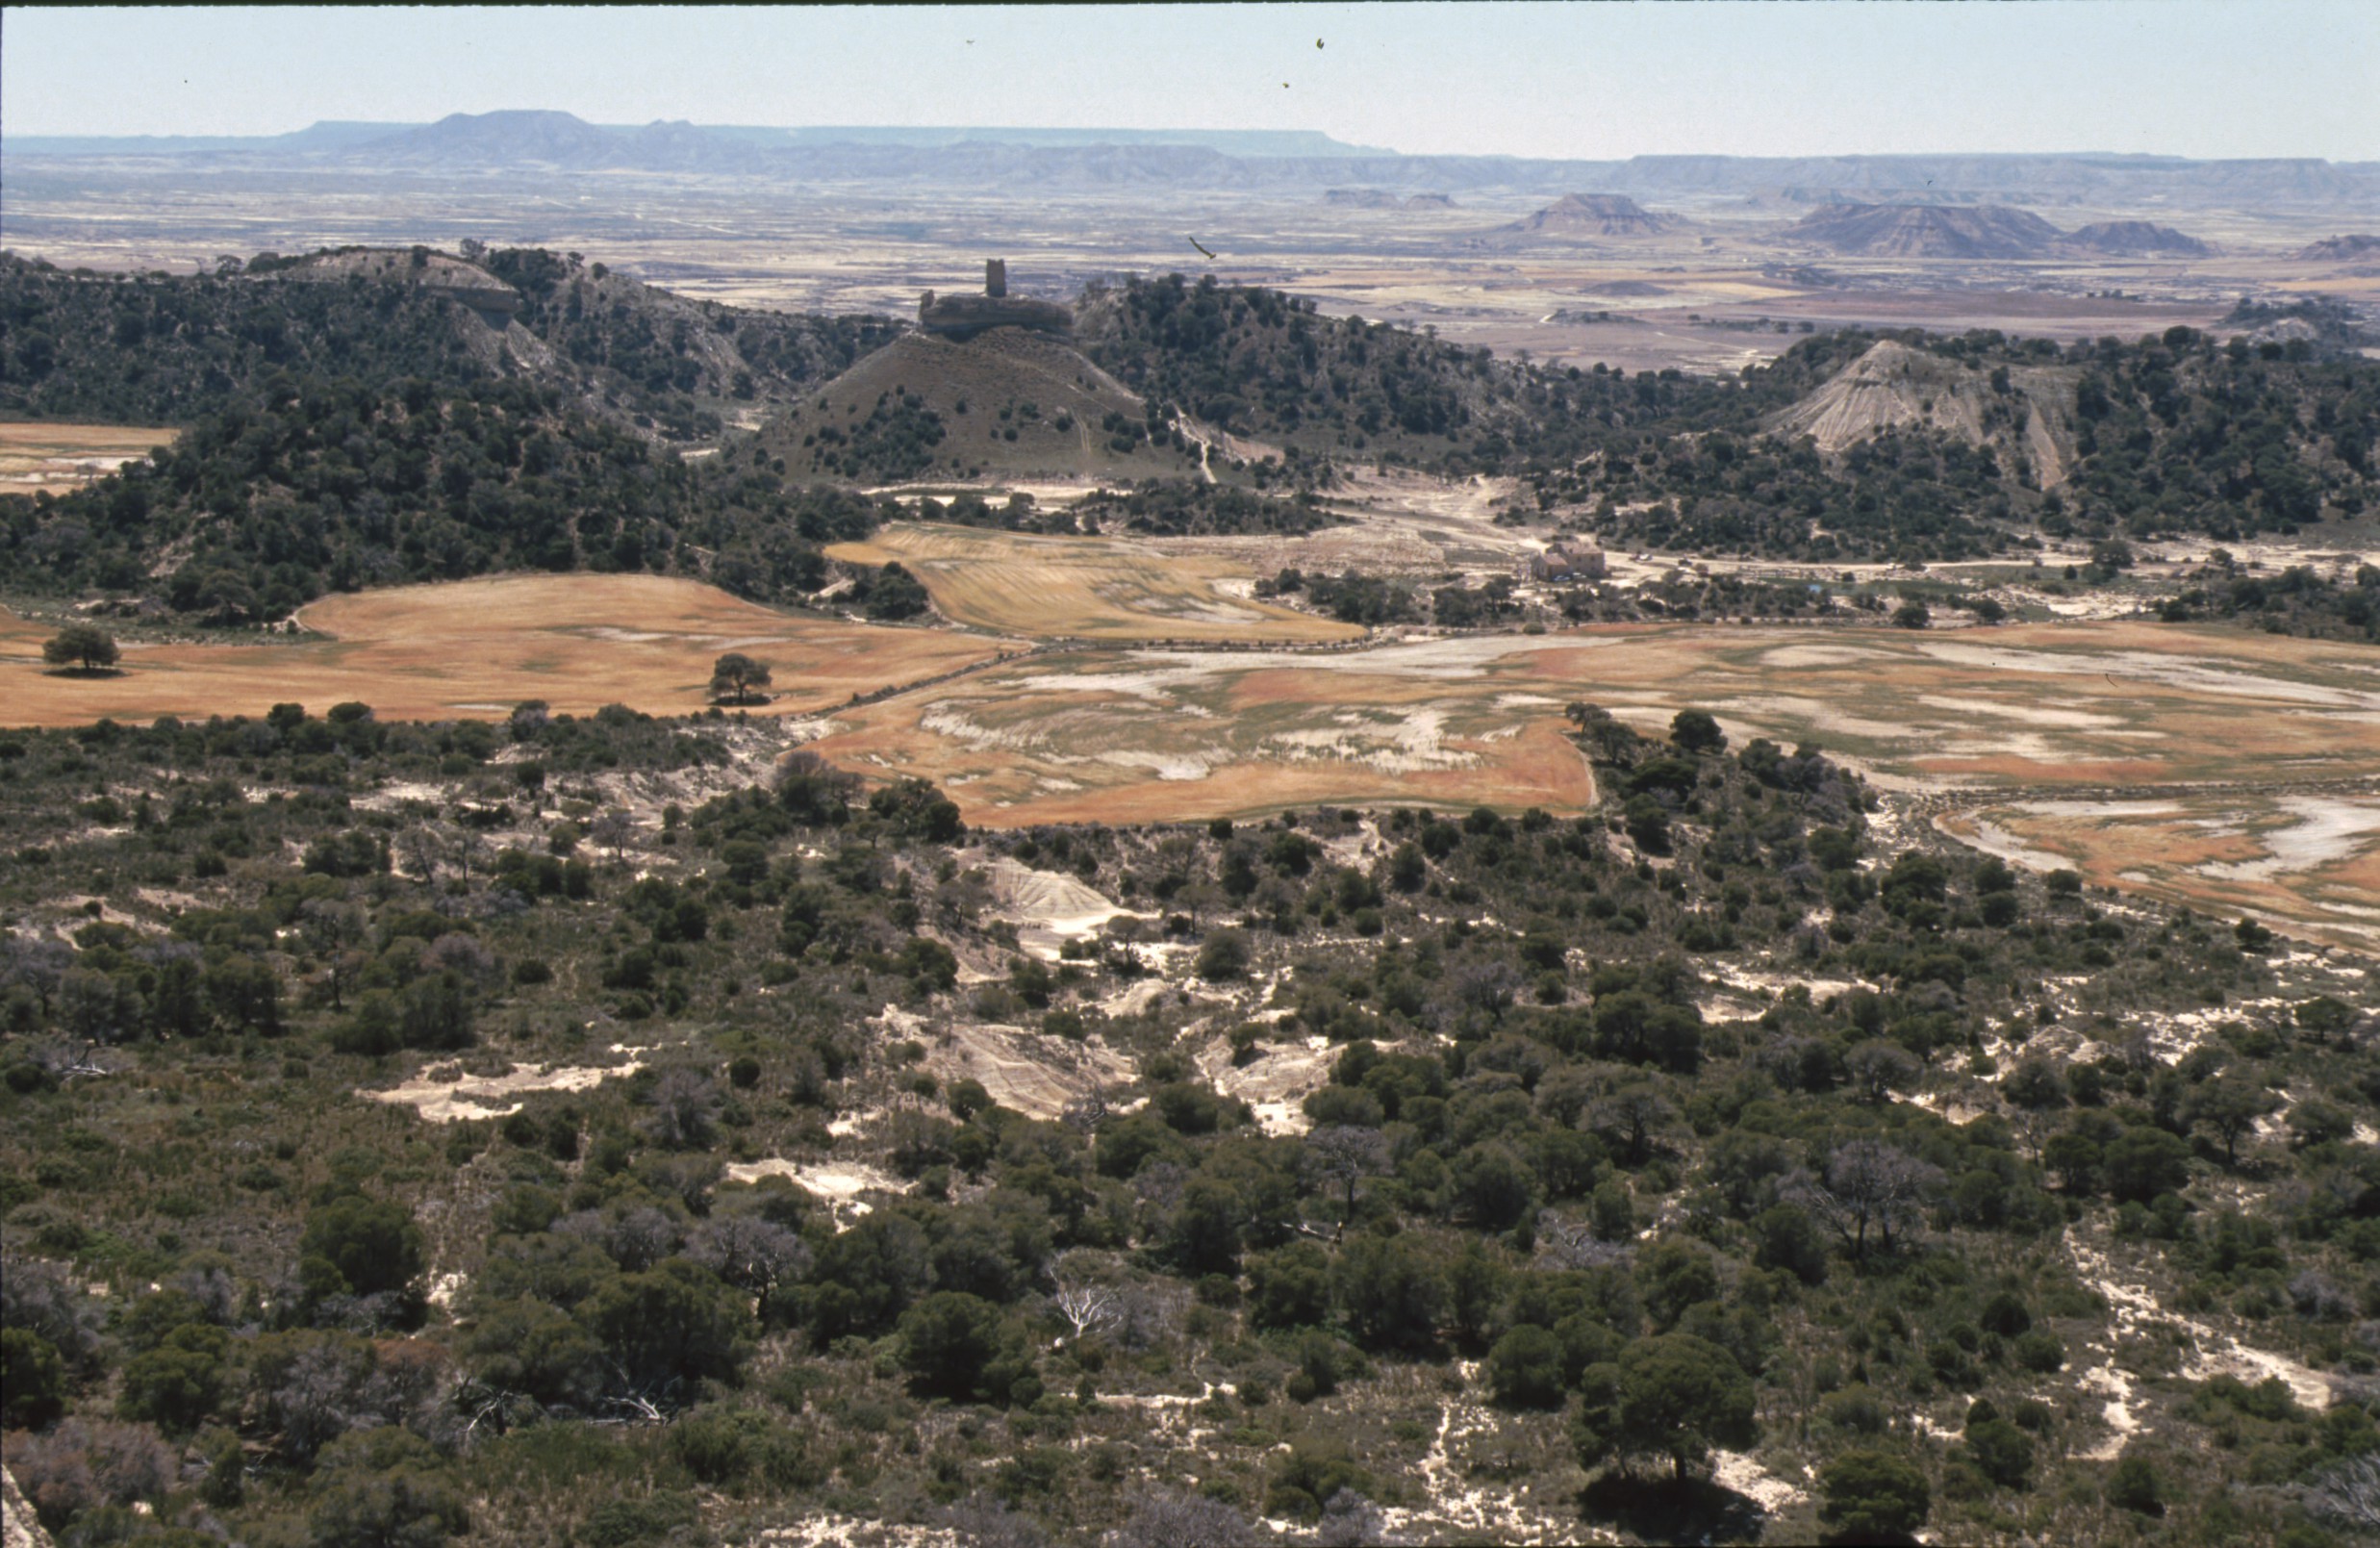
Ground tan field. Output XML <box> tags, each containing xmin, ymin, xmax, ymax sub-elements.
<box><xmin>0</xmin><ymin>421</ymin><xmax>177</xmax><ymax>495</ymax></box>
<box><xmin>0</xmin><ymin>574</ymin><xmax>1011</xmax><ymax>726</ymax></box>
<box><xmin>825</xmin><ymin>521</ymin><xmax>1364</xmax><ymax>644</ymax></box>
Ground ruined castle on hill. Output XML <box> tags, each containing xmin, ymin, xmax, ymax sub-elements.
<box><xmin>918</xmin><ymin>260</ymin><xmax>1072</xmax><ymax>341</ymax></box>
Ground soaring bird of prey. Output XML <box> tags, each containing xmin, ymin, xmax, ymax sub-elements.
<box><xmin>1188</xmin><ymin>237</ymin><xmax>1217</xmax><ymax>260</ymax></box>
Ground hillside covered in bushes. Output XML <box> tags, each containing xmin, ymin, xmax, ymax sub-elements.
<box><xmin>4</xmin><ymin>700</ymin><xmax>2379</xmax><ymax>1544</ymax></box>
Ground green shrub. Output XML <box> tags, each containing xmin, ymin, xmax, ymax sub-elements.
<box><xmin>1818</xmin><ymin>1448</ymin><xmax>1931</xmax><ymax>1542</ymax></box>
<box><xmin>1484</xmin><ymin>1324</ymin><xmax>1567</xmax><ymax>1409</ymax></box>
<box><xmin>2106</xmin><ymin>1454</ymin><xmax>2165</xmax><ymax>1515</ymax></box>
<box><xmin>0</xmin><ymin>1328</ymin><xmax>66</xmax><ymax>1429</ymax></box>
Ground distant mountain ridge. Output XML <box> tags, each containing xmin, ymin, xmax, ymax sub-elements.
<box><xmin>13</xmin><ymin>113</ymin><xmax>2379</xmax><ymax>207</ymax></box>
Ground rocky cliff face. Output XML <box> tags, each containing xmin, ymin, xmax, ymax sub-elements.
<box><xmin>1767</xmin><ymin>338</ymin><xmax>2079</xmax><ymax>487</ymax></box>
<box><xmin>3</xmin><ymin>1467</ymin><xmax>54</xmax><ymax>1548</ymax></box>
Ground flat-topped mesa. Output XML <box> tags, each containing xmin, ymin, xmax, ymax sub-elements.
<box><xmin>918</xmin><ymin>259</ymin><xmax>1072</xmax><ymax>341</ymax></box>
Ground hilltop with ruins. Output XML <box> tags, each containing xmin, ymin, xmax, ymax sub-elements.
<box><xmin>918</xmin><ymin>259</ymin><xmax>1073</xmax><ymax>341</ymax></box>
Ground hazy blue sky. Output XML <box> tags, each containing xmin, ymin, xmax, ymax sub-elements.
<box><xmin>5</xmin><ymin>2</ymin><xmax>2375</xmax><ymax>160</ymax></box>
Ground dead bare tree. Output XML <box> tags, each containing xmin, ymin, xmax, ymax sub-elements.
<box><xmin>1588</xmin><ymin>1084</ymin><xmax>1675</xmax><ymax>1165</ymax></box>
<box><xmin>393</xmin><ymin>824</ymin><xmax>449</xmax><ymax>882</ymax></box>
<box><xmin>1534</xmin><ymin>1211</ymin><xmax>1633</xmax><ymax>1271</ymax></box>
<box><xmin>1102</xmin><ymin>1488</ymin><xmax>1258</xmax><ymax>1548</ymax></box>
<box><xmin>589</xmin><ymin>807</ymin><xmax>638</xmax><ymax>867</ymax></box>
<box><xmin>2306</xmin><ymin>1455</ymin><xmax>2380</xmax><ymax>1535</ymax></box>
<box><xmin>1052</xmin><ymin>1282</ymin><xmax>1121</xmax><ymax>1343</ymax></box>
<box><xmin>1061</xmin><ymin>1092</ymin><xmax>1110</xmax><ymax>1141</ymax></box>
<box><xmin>1844</xmin><ymin>1039</ymin><xmax>1923</xmax><ymax>1104</ymax></box>
<box><xmin>1304</xmin><ymin>1124</ymin><xmax>1391</xmax><ymax>1231</ymax></box>
<box><xmin>689</xmin><ymin>1214</ymin><xmax>812</xmax><ymax>1322</ymax></box>
<box><xmin>1785</xmin><ymin>1138</ymin><xmax>1944</xmax><ymax>1260</ymax></box>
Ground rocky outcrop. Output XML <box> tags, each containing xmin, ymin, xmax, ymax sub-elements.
<box><xmin>4</xmin><ymin>1466</ymin><xmax>55</xmax><ymax>1548</ymax></box>
<box><xmin>1768</xmin><ymin>339</ymin><xmax>2079</xmax><ymax>487</ymax></box>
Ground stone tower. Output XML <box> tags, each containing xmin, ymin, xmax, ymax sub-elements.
<box><xmin>985</xmin><ymin>259</ymin><xmax>1007</xmax><ymax>298</ymax></box>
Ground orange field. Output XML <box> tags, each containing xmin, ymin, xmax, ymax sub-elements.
<box><xmin>1</xmin><ymin>574</ymin><xmax>1013</xmax><ymax>726</ymax></box>
<box><xmin>0</xmin><ymin>420</ymin><xmax>178</xmax><ymax>495</ymax></box>
<box><xmin>803</xmin><ymin>620</ymin><xmax>2380</xmax><ymax>825</ymax></box>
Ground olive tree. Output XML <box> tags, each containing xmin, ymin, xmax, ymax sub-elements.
<box><xmin>708</xmin><ymin>652</ymin><xmax>772</xmax><ymax>705</ymax></box>
<box><xmin>42</xmin><ymin>623</ymin><xmax>120</xmax><ymax>673</ymax></box>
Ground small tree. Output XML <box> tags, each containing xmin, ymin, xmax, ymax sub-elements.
<box><xmin>2185</xmin><ymin>1074</ymin><xmax>2277</xmax><ymax>1166</ymax></box>
<box><xmin>1669</xmin><ymin>708</ymin><xmax>1727</xmax><ymax>754</ymax></box>
<box><xmin>298</xmin><ymin>1196</ymin><xmax>427</xmax><ymax>1300</ymax></box>
<box><xmin>1573</xmin><ymin>1333</ymin><xmax>1758</xmax><ymax>1484</ymax></box>
<box><xmin>708</xmin><ymin>652</ymin><xmax>772</xmax><ymax>705</ymax></box>
<box><xmin>42</xmin><ymin>623</ymin><xmax>120</xmax><ymax>673</ymax></box>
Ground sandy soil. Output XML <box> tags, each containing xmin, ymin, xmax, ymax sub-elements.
<box><xmin>722</xmin><ymin>1157</ymin><xmax>910</xmax><ymax>1228</ymax></box>
<box><xmin>2070</xmin><ymin>1231</ymin><xmax>2333</xmax><ymax>1412</ymax></box>
<box><xmin>1196</xmin><ymin>1031</ymin><xmax>1336</xmax><ymax>1137</ymax></box>
<box><xmin>0</xmin><ymin>574</ymin><xmax>1008</xmax><ymax>727</ymax></box>
<box><xmin>975</xmin><ymin>852</ymin><xmax>1146</xmax><ymax>960</ymax></box>
<box><xmin>920</xmin><ymin>1021</ymin><xmax>1134</xmax><ymax>1122</ymax></box>
<box><xmin>363</xmin><ymin>1049</ymin><xmax>646</xmax><ymax>1123</ymax></box>
<box><xmin>1710</xmin><ymin>1450</ymin><xmax>1812</xmax><ymax>1514</ymax></box>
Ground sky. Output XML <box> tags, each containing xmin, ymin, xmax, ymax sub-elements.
<box><xmin>4</xmin><ymin>2</ymin><xmax>2376</xmax><ymax>161</ymax></box>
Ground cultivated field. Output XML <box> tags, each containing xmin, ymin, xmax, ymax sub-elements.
<box><xmin>1942</xmin><ymin>792</ymin><xmax>2380</xmax><ymax>954</ymax></box>
<box><xmin>804</xmin><ymin>620</ymin><xmax>2380</xmax><ymax>935</ymax></box>
<box><xmin>824</xmin><ymin>521</ymin><xmax>1364</xmax><ymax>644</ymax></box>
<box><xmin>0</xmin><ymin>573</ymin><xmax>1010</xmax><ymax>726</ymax></box>
<box><xmin>0</xmin><ymin>420</ymin><xmax>176</xmax><ymax>494</ymax></box>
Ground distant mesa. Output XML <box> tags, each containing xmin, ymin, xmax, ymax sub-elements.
<box><xmin>1776</xmin><ymin>202</ymin><xmax>2064</xmax><ymax>259</ymax></box>
<box><xmin>2299</xmin><ymin>233</ymin><xmax>2380</xmax><ymax>262</ymax></box>
<box><xmin>353</xmin><ymin>109</ymin><xmax>765</xmax><ymax>173</ymax></box>
<box><xmin>1473</xmin><ymin>192</ymin><xmax>1682</xmax><ymax>247</ymax></box>
<box><xmin>918</xmin><ymin>260</ymin><xmax>1073</xmax><ymax>341</ymax></box>
<box><xmin>2060</xmin><ymin>220</ymin><xmax>2212</xmax><ymax>257</ymax></box>
<box><xmin>1324</xmin><ymin>188</ymin><xmax>1458</xmax><ymax>211</ymax></box>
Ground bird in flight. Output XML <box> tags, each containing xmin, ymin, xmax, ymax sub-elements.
<box><xmin>1188</xmin><ymin>237</ymin><xmax>1217</xmax><ymax>260</ymax></box>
